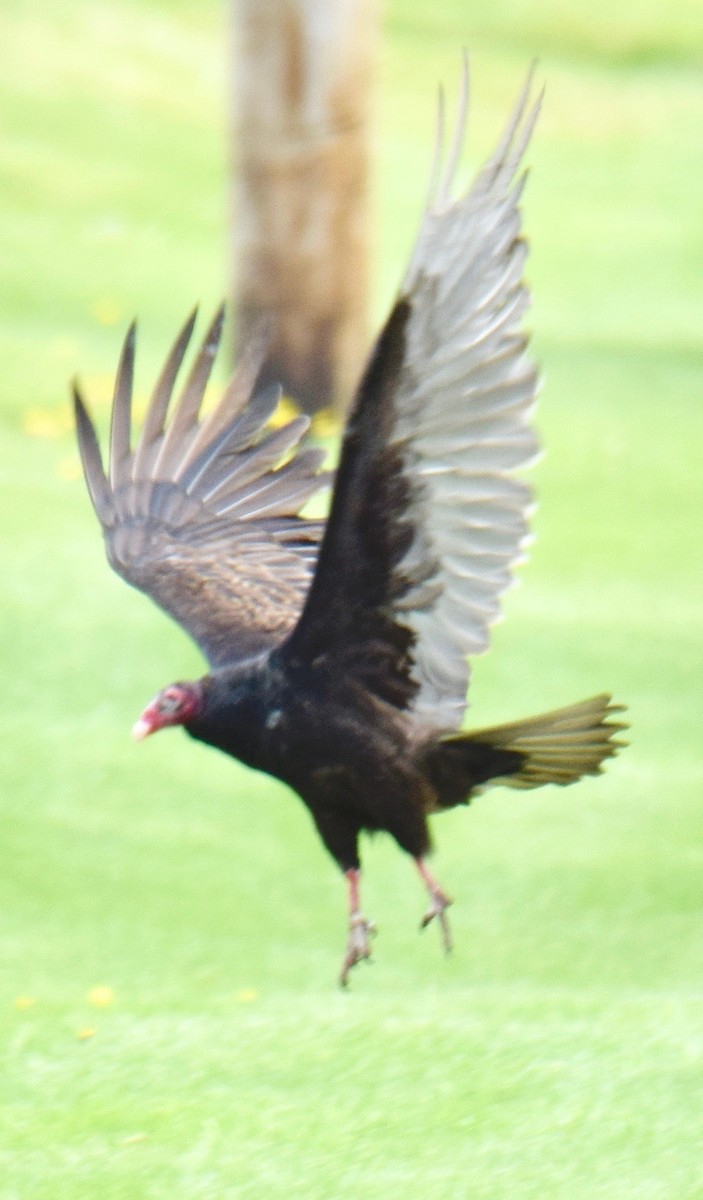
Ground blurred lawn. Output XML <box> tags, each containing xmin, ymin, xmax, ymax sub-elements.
<box><xmin>1</xmin><ymin>1</ymin><xmax>703</xmax><ymax>1197</ymax></box>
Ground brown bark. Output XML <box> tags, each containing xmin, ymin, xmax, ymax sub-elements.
<box><xmin>230</xmin><ymin>0</ymin><xmax>377</xmax><ymax>414</ymax></box>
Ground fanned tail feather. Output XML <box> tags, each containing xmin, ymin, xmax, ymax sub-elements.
<box><xmin>462</xmin><ymin>693</ymin><xmax>628</xmax><ymax>789</ymax></box>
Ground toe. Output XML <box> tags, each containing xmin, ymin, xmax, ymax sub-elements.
<box><xmin>420</xmin><ymin>891</ymin><xmax>453</xmax><ymax>954</ymax></box>
<box><xmin>339</xmin><ymin>917</ymin><xmax>376</xmax><ymax>987</ymax></box>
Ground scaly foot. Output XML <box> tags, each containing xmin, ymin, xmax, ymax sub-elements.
<box><xmin>339</xmin><ymin>914</ymin><xmax>376</xmax><ymax>987</ymax></box>
<box><xmin>420</xmin><ymin>888</ymin><xmax>453</xmax><ymax>955</ymax></box>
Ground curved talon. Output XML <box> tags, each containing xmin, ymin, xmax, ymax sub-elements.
<box><xmin>420</xmin><ymin>890</ymin><xmax>453</xmax><ymax>955</ymax></box>
<box><xmin>339</xmin><ymin>915</ymin><xmax>377</xmax><ymax>987</ymax></box>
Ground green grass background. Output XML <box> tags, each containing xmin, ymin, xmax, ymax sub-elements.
<box><xmin>1</xmin><ymin>1</ymin><xmax>702</xmax><ymax>1196</ymax></box>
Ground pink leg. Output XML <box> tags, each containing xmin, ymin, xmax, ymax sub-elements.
<box><xmin>339</xmin><ymin>868</ymin><xmax>376</xmax><ymax>988</ymax></box>
<box><xmin>346</xmin><ymin>867</ymin><xmax>361</xmax><ymax>918</ymax></box>
<box><xmin>415</xmin><ymin>858</ymin><xmax>453</xmax><ymax>954</ymax></box>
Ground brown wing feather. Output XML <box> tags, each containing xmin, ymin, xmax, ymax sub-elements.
<box><xmin>280</xmin><ymin>299</ymin><xmax>425</xmax><ymax>709</ymax></box>
<box><xmin>74</xmin><ymin>311</ymin><xmax>329</xmax><ymax>667</ymax></box>
<box><xmin>281</xmin><ymin>62</ymin><xmax>541</xmax><ymax>727</ymax></box>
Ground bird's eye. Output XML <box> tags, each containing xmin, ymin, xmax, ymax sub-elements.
<box><xmin>160</xmin><ymin>693</ymin><xmax>182</xmax><ymax>714</ymax></box>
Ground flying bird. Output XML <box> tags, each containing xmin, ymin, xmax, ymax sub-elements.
<box><xmin>74</xmin><ymin>63</ymin><xmax>626</xmax><ymax>985</ymax></box>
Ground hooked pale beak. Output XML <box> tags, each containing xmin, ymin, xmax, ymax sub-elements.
<box><xmin>131</xmin><ymin>681</ymin><xmax>202</xmax><ymax>743</ymax></box>
<box><xmin>131</xmin><ymin>716</ymin><xmax>154</xmax><ymax>742</ymax></box>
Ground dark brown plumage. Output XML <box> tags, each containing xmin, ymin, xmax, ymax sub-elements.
<box><xmin>74</xmin><ymin>62</ymin><xmax>626</xmax><ymax>985</ymax></box>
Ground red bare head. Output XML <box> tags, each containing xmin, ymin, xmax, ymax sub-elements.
<box><xmin>132</xmin><ymin>681</ymin><xmax>204</xmax><ymax>741</ymax></box>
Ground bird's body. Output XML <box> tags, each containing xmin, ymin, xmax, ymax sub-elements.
<box><xmin>184</xmin><ymin>652</ymin><xmax>525</xmax><ymax>868</ymax></box>
<box><xmin>74</xmin><ymin>61</ymin><xmax>626</xmax><ymax>983</ymax></box>
<box><xmin>190</xmin><ymin>656</ymin><xmax>433</xmax><ymax>864</ymax></box>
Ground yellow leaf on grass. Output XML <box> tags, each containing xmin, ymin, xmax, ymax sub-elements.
<box><xmin>14</xmin><ymin>995</ymin><xmax>37</xmax><ymax>1010</ymax></box>
<box><xmin>87</xmin><ymin>985</ymin><xmax>114</xmax><ymax>1008</ymax></box>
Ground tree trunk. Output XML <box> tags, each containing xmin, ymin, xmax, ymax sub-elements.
<box><xmin>230</xmin><ymin>0</ymin><xmax>377</xmax><ymax>415</ymax></box>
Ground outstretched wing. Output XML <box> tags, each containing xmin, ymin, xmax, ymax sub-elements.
<box><xmin>282</xmin><ymin>61</ymin><xmax>541</xmax><ymax>729</ymax></box>
<box><xmin>74</xmin><ymin>307</ymin><xmax>329</xmax><ymax>667</ymax></box>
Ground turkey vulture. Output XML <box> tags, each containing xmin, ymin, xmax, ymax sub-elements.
<box><xmin>74</xmin><ymin>62</ymin><xmax>626</xmax><ymax>985</ymax></box>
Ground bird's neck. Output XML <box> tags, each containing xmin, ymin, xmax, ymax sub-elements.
<box><xmin>184</xmin><ymin>656</ymin><xmax>280</xmax><ymax>772</ymax></box>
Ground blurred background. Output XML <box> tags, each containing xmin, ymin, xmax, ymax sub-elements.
<box><xmin>1</xmin><ymin>1</ymin><xmax>702</xmax><ymax>1197</ymax></box>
